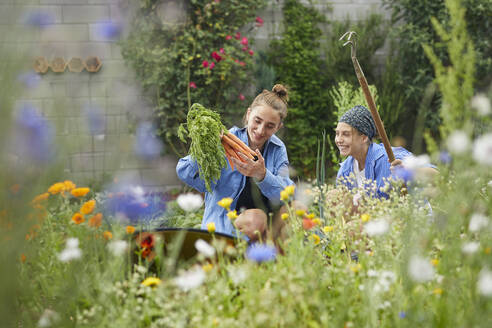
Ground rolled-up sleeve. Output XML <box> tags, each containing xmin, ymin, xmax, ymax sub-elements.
<box><xmin>176</xmin><ymin>155</ymin><xmax>207</xmax><ymax>193</ymax></box>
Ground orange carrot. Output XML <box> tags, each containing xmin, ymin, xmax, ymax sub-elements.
<box><xmin>222</xmin><ymin>140</ymin><xmax>242</xmax><ymax>162</ymax></box>
<box><xmin>225</xmin><ymin>132</ymin><xmax>256</xmax><ymax>155</ymax></box>
<box><xmin>222</xmin><ymin>134</ymin><xmax>255</xmax><ymax>161</ymax></box>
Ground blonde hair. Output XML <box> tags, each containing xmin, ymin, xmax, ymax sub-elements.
<box><xmin>243</xmin><ymin>84</ymin><xmax>289</xmax><ymax>125</ymax></box>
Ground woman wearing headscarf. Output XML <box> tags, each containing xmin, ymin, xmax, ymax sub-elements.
<box><xmin>335</xmin><ymin>105</ymin><xmax>437</xmax><ymax>198</ymax></box>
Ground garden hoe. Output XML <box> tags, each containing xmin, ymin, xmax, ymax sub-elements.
<box><xmin>339</xmin><ymin>31</ymin><xmax>395</xmax><ymax>162</ymax></box>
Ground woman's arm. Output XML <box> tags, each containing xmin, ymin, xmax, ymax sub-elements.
<box><xmin>176</xmin><ymin>155</ymin><xmax>207</xmax><ymax>193</ymax></box>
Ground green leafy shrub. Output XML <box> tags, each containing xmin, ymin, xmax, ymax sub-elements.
<box><xmin>382</xmin><ymin>0</ymin><xmax>492</xmax><ymax>144</ymax></box>
<box><xmin>120</xmin><ymin>0</ymin><xmax>266</xmax><ymax>157</ymax></box>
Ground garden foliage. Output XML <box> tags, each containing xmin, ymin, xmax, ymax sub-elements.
<box><xmin>382</xmin><ymin>0</ymin><xmax>492</xmax><ymax>142</ymax></box>
<box><xmin>120</xmin><ymin>0</ymin><xmax>267</xmax><ymax>157</ymax></box>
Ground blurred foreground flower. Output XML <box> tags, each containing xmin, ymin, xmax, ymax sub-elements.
<box><xmin>21</xmin><ymin>11</ymin><xmax>55</xmax><ymax>28</ymax></box>
<box><xmin>174</xmin><ymin>267</ymin><xmax>205</xmax><ymax>291</ymax></box>
<box><xmin>37</xmin><ymin>309</ymin><xmax>60</xmax><ymax>328</ymax></box>
<box><xmin>105</xmin><ymin>184</ymin><xmax>166</xmax><ymax>222</ymax></box>
<box><xmin>471</xmin><ymin>93</ymin><xmax>491</xmax><ymax>116</ymax></box>
<box><xmin>17</xmin><ymin>71</ymin><xmax>41</xmax><ymax>88</ymax></box>
<box><xmin>462</xmin><ymin>241</ymin><xmax>480</xmax><ymax>255</ymax></box>
<box><xmin>195</xmin><ymin>239</ymin><xmax>215</xmax><ymax>258</ymax></box>
<box><xmin>142</xmin><ymin>277</ymin><xmax>162</xmax><ymax>287</ymax></box>
<box><xmin>58</xmin><ymin>238</ymin><xmax>82</xmax><ymax>262</ymax></box>
<box><xmin>14</xmin><ymin>104</ymin><xmax>54</xmax><ymax>163</ymax></box>
<box><xmin>134</xmin><ymin>122</ymin><xmax>163</xmax><ymax>160</ymax></box>
<box><xmin>107</xmin><ymin>240</ymin><xmax>128</xmax><ymax>256</ymax></box>
<box><xmin>477</xmin><ymin>268</ymin><xmax>492</xmax><ymax>297</ymax></box>
<box><xmin>364</xmin><ymin>219</ymin><xmax>389</xmax><ymax>237</ymax></box>
<box><xmin>408</xmin><ymin>255</ymin><xmax>435</xmax><ymax>282</ymax></box>
<box><xmin>446</xmin><ymin>130</ymin><xmax>469</xmax><ymax>154</ymax></box>
<box><xmin>95</xmin><ymin>21</ymin><xmax>123</xmax><ymax>40</ymax></box>
<box><xmin>472</xmin><ymin>133</ymin><xmax>492</xmax><ymax>166</ymax></box>
<box><xmin>245</xmin><ymin>244</ymin><xmax>276</xmax><ymax>263</ymax></box>
<box><xmin>176</xmin><ymin>193</ymin><xmax>203</xmax><ymax>211</ymax></box>
<box><xmin>468</xmin><ymin>213</ymin><xmax>489</xmax><ymax>232</ymax></box>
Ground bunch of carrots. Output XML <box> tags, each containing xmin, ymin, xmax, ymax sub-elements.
<box><xmin>221</xmin><ymin>132</ymin><xmax>258</xmax><ymax>171</ymax></box>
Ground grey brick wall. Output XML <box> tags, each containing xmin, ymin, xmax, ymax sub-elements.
<box><xmin>3</xmin><ymin>0</ymin><xmax>386</xmax><ymax>191</ymax></box>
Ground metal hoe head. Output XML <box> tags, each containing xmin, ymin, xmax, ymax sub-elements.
<box><xmin>339</xmin><ymin>31</ymin><xmax>357</xmax><ymax>58</ymax></box>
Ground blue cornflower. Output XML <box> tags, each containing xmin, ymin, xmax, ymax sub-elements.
<box><xmin>134</xmin><ymin>122</ymin><xmax>163</xmax><ymax>160</ymax></box>
<box><xmin>17</xmin><ymin>71</ymin><xmax>41</xmax><ymax>89</ymax></box>
<box><xmin>398</xmin><ymin>311</ymin><xmax>406</xmax><ymax>319</ymax></box>
<box><xmin>95</xmin><ymin>21</ymin><xmax>123</xmax><ymax>40</ymax></box>
<box><xmin>83</xmin><ymin>104</ymin><xmax>105</xmax><ymax>136</ymax></box>
<box><xmin>439</xmin><ymin>151</ymin><xmax>452</xmax><ymax>164</ymax></box>
<box><xmin>392</xmin><ymin>166</ymin><xmax>414</xmax><ymax>183</ymax></box>
<box><xmin>21</xmin><ymin>11</ymin><xmax>55</xmax><ymax>28</ymax></box>
<box><xmin>245</xmin><ymin>244</ymin><xmax>277</xmax><ymax>263</ymax></box>
<box><xmin>104</xmin><ymin>185</ymin><xmax>167</xmax><ymax>223</ymax></box>
<box><xmin>14</xmin><ymin>104</ymin><xmax>54</xmax><ymax>163</ymax></box>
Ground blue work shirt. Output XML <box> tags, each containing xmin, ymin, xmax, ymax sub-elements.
<box><xmin>176</xmin><ymin>126</ymin><xmax>294</xmax><ymax>236</ymax></box>
<box><xmin>336</xmin><ymin>143</ymin><xmax>413</xmax><ymax>198</ymax></box>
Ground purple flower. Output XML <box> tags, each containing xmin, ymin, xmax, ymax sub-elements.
<box><xmin>245</xmin><ymin>244</ymin><xmax>277</xmax><ymax>263</ymax></box>
<box><xmin>83</xmin><ymin>104</ymin><xmax>105</xmax><ymax>136</ymax></box>
<box><xmin>439</xmin><ymin>151</ymin><xmax>452</xmax><ymax>164</ymax></box>
<box><xmin>14</xmin><ymin>104</ymin><xmax>54</xmax><ymax>163</ymax></box>
<box><xmin>95</xmin><ymin>21</ymin><xmax>122</xmax><ymax>40</ymax></box>
<box><xmin>17</xmin><ymin>72</ymin><xmax>41</xmax><ymax>89</ymax></box>
<box><xmin>134</xmin><ymin>122</ymin><xmax>163</xmax><ymax>160</ymax></box>
<box><xmin>21</xmin><ymin>11</ymin><xmax>55</xmax><ymax>28</ymax></box>
<box><xmin>398</xmin><ymin>311</ymin><xmax>406</xmax><ymax>319</ymax></box>
<box><xmin>392</xmin><ymin>166</ymin><xmax>414</xmax><ymax>183</ymax></box>
<box><xmin>104</xmin><ymin>185</ymin><xmax>167</xmax><ymax>223</ymax></box>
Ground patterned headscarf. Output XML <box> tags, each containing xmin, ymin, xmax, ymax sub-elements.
<box><xmin>339</xmin><ymin>105</ymin><xmax>377</xmax><ymax>139</ymax></box>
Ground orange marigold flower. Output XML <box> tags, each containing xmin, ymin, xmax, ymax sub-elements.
<box><xmin>20</xmin><ymin>254</ymin><xmax>26</xmax><ymax>263</ymax></box>
<box><xmin>126</xmin><ymin>226</ymin><xmax>136</xmax><ymax>234</ymax></box>
<box><xmin>72</xmin><ymin>213</ymin><xmax>85</xmax><ymax>225</ymax></box>
<box><xmin>71</xmin><ymin>187</ymin><xmax>90</xmax><ymax>197</ymax></box>
<box><xmin>88</xmin><ymin>213</ymin><xmax>103</xmax><ymax>228</ymax></box>
<box><xmin>103</xmin><ymin>231</ymin><xmax>113</xmax><ymax>240</ymax></box>
<box><xmin>80</xmin><ymin>200</ymin><xmax>96</xmax><ymax>215</ymax></box>
<box><xmin>48</xmin><ymin>182</ymin><xmax>65</xmax><ymax>195</ymax></box>
<box><xmin>136</xmin><ymin>232</ymin><xmax>155</xmax><ymax>258</ymax></box>
<box><xmin>302</xmin><ymin>218</ymin><xmax>315</xmax><ymax>230</ymax></box>
<box><xmin>63</xmin><ymin>180</ymin><xmax>76</xmax><ymax>191</ymax></box>
<box><xmin>32</xmin><ymin>192</ymin><xmax>50</xmax><ymax>204</ymax></box>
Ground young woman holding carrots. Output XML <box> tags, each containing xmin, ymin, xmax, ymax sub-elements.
<box><xmin>176</xmin><ymin>84</ymin><xmax>295</xmax><ymax>243</ymax></box>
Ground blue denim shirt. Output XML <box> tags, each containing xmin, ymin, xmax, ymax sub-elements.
<box><xmin>176</xmin><ymin>126</ymin><xmax>294</xmax><ymax>236</ymax></box>
<box><xmin>336</xmin><ymin>143</ymin><xmax>413</xmax><ymax>198</ymax></box>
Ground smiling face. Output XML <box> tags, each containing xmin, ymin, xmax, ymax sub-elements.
<box><xmin>335</xmin><ymin>122</ymin><xmax>369</xmax><ymax>158</ymax></box>
<box><xmin>246</xmin><ymin>105</ymin><xmax>282</xmax><ymax>151</ymax></box>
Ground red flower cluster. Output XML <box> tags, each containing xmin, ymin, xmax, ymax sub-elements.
<box><xmin>137</xmin><ymin>232</ymin><xmax>155</xmax><ymax>259</ymax></box>
<box><xmin>255</xmin><ymin>16</ymin><xmax>264</xmax><ymax>27</ymax></box>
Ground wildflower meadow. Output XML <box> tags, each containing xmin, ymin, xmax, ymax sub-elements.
<box><xmin>2</xmin><ymin>0</ymin><xmax>492</xmax><ymax>327</ymax></box>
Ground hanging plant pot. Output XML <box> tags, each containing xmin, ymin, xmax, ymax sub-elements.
<box><xmin>85</xmin><ymin>56</ymin><xmax>102</xmax><ymax>73</ymax></box>
<box><xmin>50</xmin><ymin>57</ymin><xmax>66</xmax><ymax>73</ymax></box>
<box><xmin>68</xmin><ymin>57</ymin><xmax>85</xmax><ymax>73</ymax></box>
<box><xmin>33</xmin><ymin>56</ymin><xmax>49</xmax><ymax>74</ymax></box>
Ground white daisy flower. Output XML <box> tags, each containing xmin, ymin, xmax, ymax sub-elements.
<box><xmin>471</xmin><ymin>94</ymin><xmax>491</xmax><ymax>116</ymax></box>
<box><xmin>38</xmin><ymin>309</ymin><xmax>60</xmax><ymax>327</ymax></box>
<box><xmin>194</xmin><ymin>239</ymin><xmax>215</xmax><ymax>258</ymax></box>
<box><xmin>477</xmin><ymin>268</ymin><xmax>492</xmax><ymax>297</ymax></box>
<box><xmin>447</xmin><ymin>130</ymin><xmax>469</xmax><ymax>154</ymax></box>
<box><xmin>364</xmin><ymin>219</ymin><xmax>389</xmax><ymax>237</ymax></box>
<box><xmin>462</xmin><ymin>241</ymin><xmax>480</xmax><ymax>255</ymax></box>
<box><xmin>469</xmin><ymin>213</ymin><xmax>489</xmax><ymax>232</ymax></box>
<box><xmin>58</xmin><ymin>238</ymin><xmax>82</xmax><ymax>262</ymax></box>
<box><xmin>408</xmin><ymin>255</ymin><xmax>435</xmax><ymax>282</ymax></box>
<box><xmin>108</xmin><ymin>240</ymin><xmax>129</xmax><ymax>256</ymax></box>
<box><xmin>472</xmin><ymin>133</ymin><xmax>492</xmax><ymax>166</ymax></box>
<box><xmin>176</xmin><ymin>193</ymin><xmax>204</xmax><ymax>212</ymax></box>
<box><xmin>174</xmin><ymin>267</ymin><xmax>205</xmax><ymax>291</ymax></box>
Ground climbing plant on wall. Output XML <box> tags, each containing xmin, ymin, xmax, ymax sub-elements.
<box><xmin>120</xmin><ymin>0</ymin><xmax>266</xmax><ymax>156</ymax></box>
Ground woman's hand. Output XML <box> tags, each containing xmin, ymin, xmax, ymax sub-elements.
<box><xmin>232</xmin><ymin>149</ymin><xmax>266</xmax><ymax>181</ymax></box>
<box><xmin>389</xmin><ymin>159</ymin><xmax>403</xmax><ymax>173</ymax></box>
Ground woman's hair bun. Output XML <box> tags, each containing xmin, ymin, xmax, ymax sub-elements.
<box><xmin>272</xmin><ymin>84</ymin><xmax>289</xmax><ymax>104</ymax></box>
